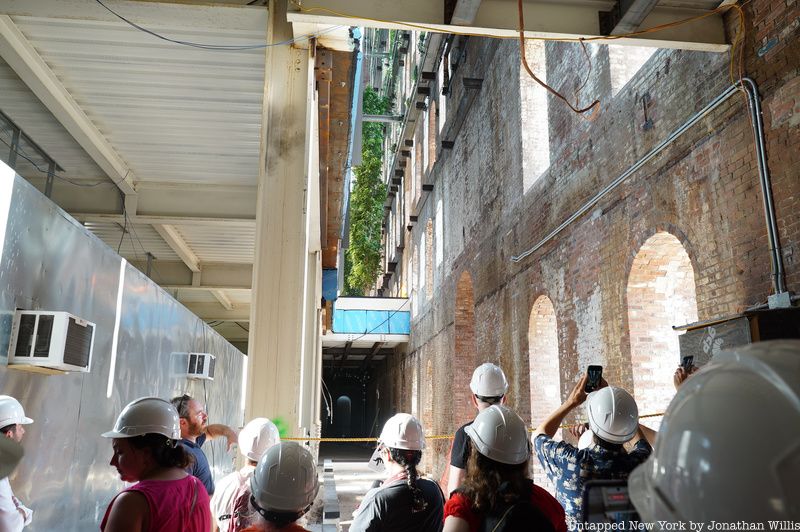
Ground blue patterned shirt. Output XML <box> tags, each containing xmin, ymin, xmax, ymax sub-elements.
<box><xmin>533</xmin><ymin>433</ymin><xmax>651</xmax><ymax>525</ymax></box>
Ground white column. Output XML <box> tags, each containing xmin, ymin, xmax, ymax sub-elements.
<box><xmin>246</xmin><ymin>0</ymin><xmax>315</xmax><ymax>439</ymax></box>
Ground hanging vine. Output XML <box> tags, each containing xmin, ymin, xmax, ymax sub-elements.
<box><xmin>344</xmin><ymin>87</ymin><xmax>390</xmax><ymax>295</ymax></box>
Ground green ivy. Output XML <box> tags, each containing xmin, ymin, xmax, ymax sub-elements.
<box><xmin>344</xmin><ymin>87</ymin><xmax>390</xmax><ymax>296</ymax></box>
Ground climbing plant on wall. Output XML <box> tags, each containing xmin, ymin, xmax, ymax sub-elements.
<box><xmin>344</xmin><ymin>87</ymin><xmax>390</xmax><ymax>296</ymax></box>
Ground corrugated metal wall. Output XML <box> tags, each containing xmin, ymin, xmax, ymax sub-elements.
<box><xmin>0</xmin><ymin>165</ymin><xmax>245</xmax><ymax>530</ymax></box>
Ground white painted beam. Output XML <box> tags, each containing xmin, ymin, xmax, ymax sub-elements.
<box><xmin>153</xmin><ymin>224</ymin><xmax>200</xmax><ymax>273</ymax></box>
<box><xmin>210</xmin><ymin>289</ymin><xmax>234</xmax><ymax>311</ymax></box>
<box><xmin>451</xmin><ymin>0</ymin><xmax>483</xmax><ymax>25</ymax></box>
<box><xmin>0</xmin><ymin>0</ymin><xmax>267</xmax><ymax>31</ymax></box>
<box><xmin>0</xmin><ymin>15</ymin><xmax>137</xmax><ymax>195</ymax></box>
<box><xmin>288</xmin><ymin>0</ymin><xmax>728</xmax><ymax>51</ymax></box>
<box><xmin>130</xmin><ymin>260</ymin><xmax>252</xmax><ymax>288</ymax></box>
<box><xmin>183</xmin><ymin>302</ymin><xmax>250</xmax><ymax>321</ymax></box>
<box><xmin>73</xmin><ymin>212</ymin><xmax>256</xmax><ymax>228</ymax></box>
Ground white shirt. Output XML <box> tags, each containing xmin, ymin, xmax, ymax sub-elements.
<box><xmin>0</xmin><ymin>477</ymin><xmax>32</xmax><ymax>531</ymax></box>
<box><xmin>210</xmin><ymin>465</ymin><xmax>254</xmax><ymax>532</ymax></box>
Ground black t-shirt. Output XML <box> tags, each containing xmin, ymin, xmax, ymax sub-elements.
<box><xmin>450</xmin><ymin>422</ymin><xmax>473</xmax><ymax>469</ymax></box>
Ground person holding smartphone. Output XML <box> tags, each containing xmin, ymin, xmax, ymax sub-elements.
<box><xmin>531</xmin><ymin>371</ymin><xmax>652</xmax><ymax>527</ymax></box>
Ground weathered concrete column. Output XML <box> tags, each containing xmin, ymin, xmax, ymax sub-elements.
<box><xmin>246</xmin><ymin>0</ymin><xmax>315</xmax><ymax>438</ymax></box>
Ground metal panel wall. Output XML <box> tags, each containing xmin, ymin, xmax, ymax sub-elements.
<box><xmin>0</xmin><ymin>167</ymin><xmax>245</xmax><ymax>531</ymax></box>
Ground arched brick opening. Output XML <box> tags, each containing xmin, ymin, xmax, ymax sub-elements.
<box><xmin>528</xmin><ymin>295</ymin><xmax>560</xmax><ymax>493</ymax></box>
<box><xmin>627</xmin><ymin>231</ymin><xmax>698</xmax><ymax>429</ymax></box>
<box><xmin>454</xmin><ymin>271</ymin><xmax>477</xmax><ymax>427</ymax></box>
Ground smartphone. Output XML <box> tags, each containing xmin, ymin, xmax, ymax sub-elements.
<box><xmin>681</xmin><ymin>355</ymin><xmax>694</xmax><ymax>373</ymax></box>
<box><xmin>585</xmin><ymin>365</ymin><xmax>603</xmax><ymax>393</ymax></box>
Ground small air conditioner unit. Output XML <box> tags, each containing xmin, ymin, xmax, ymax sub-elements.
<box><xmin>171</xmin><ymin>352</ymin><xmax>216</xmax><ymax>381</ymax></box>
<box><xmin>8</xmin><ymin>310</ymin><xmax>95</xmax><ymax>374</ymax></box>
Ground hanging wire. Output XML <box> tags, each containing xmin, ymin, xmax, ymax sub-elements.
<box><xmin>95</xmin><ymin>0</ymin><xmax>343</xmax><ymax>51</ymax></box>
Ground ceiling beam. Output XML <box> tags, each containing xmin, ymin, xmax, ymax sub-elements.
<box><xmin>73</xmin><ymin>212</ymin><xmax>256</xmax><ymax>228</ymax></box>
<box><xmin>0</xmin><ymin>15</ymin><xmax>137</xmax><ymax>196</ymax></box>
<box><xmin>0</xmin><ymin>0</ymin><xmax>266</xmax><ymax>31</ymax></box>
<box><xmin>210</xmin><ymin>289</ymin><xmax>234</xmax><ymax>311</ymax></box>
<box><xmin>601</xmin><ymin>0</ymin><xmax>660</xmax><ymax>35</ymax></box>
<box><xmin>183</xmin><ymin>302</ymin><xmax>250</xmax><ymax>322</ymax></box>
<box><xmin>153</xmin><ymin>224</ymin><xmax>200</xmax><ymax>273</ymax></box>
<box><xmin>288</xmin><ymin>0</ymin><xmax>728</xmax><ymax>51</ymax></box>
<box><xmin>360</xmin><ymin>341</ymin><xmax>384</xmax><ymax>370</ymax></box>
<box><xmin>131</xmin><ymin>261</ymin><xmax>252</xmax><ymax>289</ymax></box>
<box><xmin>451</xmin><ymin>0</ymin><xmax>483</xmax><ymax>25</ymax></box>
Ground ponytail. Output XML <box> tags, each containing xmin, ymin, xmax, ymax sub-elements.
<box><xmin>389</xmin><ymin>447</ymin><xmax>427</xmax><ymax>513</ymax></box>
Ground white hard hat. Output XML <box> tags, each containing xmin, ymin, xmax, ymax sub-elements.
<box><xmin>379</xmin><ymin>413</ymin><xmax>425</xmax><ymax>451</ymax></box>
<box><xmin>239</xmin><ymin>418</ymin><xmax>281</xmax><ymax>462</ymax></box>
<box><xmin>629</xmin><ymin>340</ymin><xmax>800</xmax><ymax>522</ymax></box>
<box><xmin>102</xmin><ymin>397</ymin><xmax>181</xmax><ymax>439</ymax></box>
<box><xmin>465</xmin><ymin>405</ymin><xmax>529</xmax><ymax>465</ymax></box>
<box><xmin>0</xmin><ymin>396</ymin><xmax>33</xmax><ymax>427</ymax></box>
<box><xmin>250</xmin><ymin>442</ymin><xmax>319</xmax><ymax>513</ymax></box>
<box><xmin>469</xmin><ymin>363</ymin><xmax>509</xmax><ymax>397</ymax></box>
<box><xmin>577</xmin><ymin>428</ymin><xmax>595</xmax><ymax>450</ymax></box>
<box><xmin>585</xmin><ymin>387</ymin><xmax>638</xmax><ymax>444</ymax></box>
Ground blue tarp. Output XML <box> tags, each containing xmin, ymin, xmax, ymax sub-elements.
<box><xmin>332</xmin><ymin>309</ymin><xmax>411</xmax><ymax>335</ymax></box>
<box><xmin>322</xmin><ymin>269</ymin><xmax>338</xmax><ymax>301</ymax></box>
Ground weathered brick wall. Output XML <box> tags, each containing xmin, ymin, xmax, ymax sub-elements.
<box><xmin>388</xmin><ymin>0</ymin><xmax>799</xmax><ymax>485</ymax></box>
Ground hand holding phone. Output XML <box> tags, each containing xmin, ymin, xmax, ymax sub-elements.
<box><xmin>681</xmin><ymin>356</ymin><xmax>694</xmax><ymax>373</ymax></box>
<box><xmin>585</xmin><ymin>365</ymin><xmax>603</xmax><ymax>393</ymax></box>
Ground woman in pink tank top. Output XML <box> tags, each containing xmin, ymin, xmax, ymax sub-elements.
<box><xmin>100</xmin><ymin>397</ymin><xmax>212</xmax><ymax>532</ymax></box>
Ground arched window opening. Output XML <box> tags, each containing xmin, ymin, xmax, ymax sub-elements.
<box><xmin>520</xmin><ymin>40</ymin><xmax>550</xmax><ymax>193</ymax></box>
<box><xmin>528</xmin><ymin>295</ymin><xmax>560</xmax><ymax>494</ymax></box>
<box><xmin>334</xmin><ymin>396</ymin><xmax>352</xmax><ymax>437</ymax></box>
<box><xmin>627</xmin><ymin>231</ymin><xmax>698</xmax><ymax>430</ymax></box>
<box><xmin>435</xmin><ymin>199</ymin><xmax>444</xmax><ymax>267</ymax></box>
<box><xmin>609</xmin><ymin>44</ymin><xmax>656</xmax><ymax>96</ymax></box>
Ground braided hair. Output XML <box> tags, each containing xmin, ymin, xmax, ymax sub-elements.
<box><xmin>388</xmin><ymin>447</ymin><xmax>427</xmax><ymax>513</ymax></box>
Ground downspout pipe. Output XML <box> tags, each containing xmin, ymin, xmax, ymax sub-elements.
<box><xmin>511</xmin><ymin>78</ymin><xmax>787</xmax><ymax>297</ymax></box>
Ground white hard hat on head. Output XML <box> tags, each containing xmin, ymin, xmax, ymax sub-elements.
<box><xmin>585</xmin><ymin>386</ymin><xmax>638</xmax><ymax>444</ymax></box>
<box><xmin>101</xmin><ymin>397</ymin><xmax>181</xmax><ymax>439</ymax></box>
<box><xmin>379</xmin><ymin>413</ymin><xmax>425</xmax><ymax>450</ymax></box>
<box><xmin>0</xmin><ymin>396</ymin><xmax>33</xmax><ymax>427</ymax></box>
<box><xmin>250</xmin><ymin>442</ymin><xmax>319</xmax><ymax>513</ymax></box>
<box><xmin>465</xmin><ymin>404</ymin><xmax>529</xmax><ymax>465</ymax></box>
<box><xmin>629</xmin><ymin>340</ymin><xmax>800</xmax><ymax>522</ymax></box>
<box><xmin>239</xmin><ymin>418</ymin><xmax>280</xmax><ymax>462</ymax></box>
<box><xmin>470</xmin><ymin>363</ymin><xmax>509</xmax><ymax>397</ymax></box>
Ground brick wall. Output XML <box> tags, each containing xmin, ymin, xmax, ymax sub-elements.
<box><xmin>387</xmin><ymin>0</ymin><xmax>799</xmax><ymax>487</ymax></box>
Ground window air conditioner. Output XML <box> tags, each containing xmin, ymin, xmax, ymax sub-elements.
<box><xmin>7</xmin><ymin>310</ymin><xmax>95</xmax><ymax>374</ymax></box>
<box><xmin>171</xmin><ymin>352</ymin><xmax>216</xmax><ymax>381</ymax></box>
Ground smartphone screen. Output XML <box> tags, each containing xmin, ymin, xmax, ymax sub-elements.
<box><xmin>681</xmin><ymin>355</ymin><xmax>694</xmax><ymax>373</ymax></box>
<box><xmin>585</xmin><ymin>365</ymin><xmax>603</xmax><ymax>393</ymax></box>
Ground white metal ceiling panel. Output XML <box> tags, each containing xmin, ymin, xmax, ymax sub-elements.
<box><xmin>11</xmin><ymin>15</ymin><xmax>267</xmax><ymax>186</ymax></box>
<box><xmin>0</xmin><ymin>57</ymin><xmax>107</xmax><ymax>182</ymax></box>
<box><xmin>83</xmin><ymin>221</ymin><xmax>181</xmax><ymax>263</ymax></box>
<box><xmin>174</xmin><ymin>224</ymin><xmax>255</xmax><ymax>264</ymax></box>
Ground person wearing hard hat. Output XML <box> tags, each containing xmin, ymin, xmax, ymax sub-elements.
<box><xmin>532</xmin><ymin>375</ymin><xmax>651</xmax><ymax>526</ymax></box>
<box><xmin>101</xmin><ymin>397</ymin><xmax>212</xmax><ymax>531</ymax></box>
<box><xmin>0</xmin><ymin>396</ymin><xmax>33</xmax><ymax>531</ymax></box>
<box><xmin>350</xmin><ymin>413</ymin><xmax>445</xmax><ymax>532</ymax></box>
<box><xmin>211</xmin><ymin>418</ymin><xmax>280</xmax><ymax>532</ymax></box>
<box><xmin>234</xmin><ymin>441</ymin><xmax>319</xmax><ymax>532</ymax></box>
<box><xmin>171</xmin><ymin>394</ymin><xmax>238</xmax><ymax>496</ymax></box>
<box><xmin>446</xmin><ymin>363</ymin><xmax>508</xmax><ymax>496</ymax></box>
<box><xmin>629</xmin><ymin>340</ymin><xmax>800</xmax><ymax>523</ymax></box>
<box><xmin>443</xmin><ymin>405</ymin><xmax>566</xmax><ymax>532</ymax></box>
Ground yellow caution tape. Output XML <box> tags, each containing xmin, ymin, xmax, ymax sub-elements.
<box><xmin>282</xmin><ymin>412</ymin><xmax>666</xmax><ymax>442</ymax></box>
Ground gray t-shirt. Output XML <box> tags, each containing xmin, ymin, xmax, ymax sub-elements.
<box><xmin>350</xmin><ymin>477</ymin><xmax>444</xmax><ymax>532</ymax></box>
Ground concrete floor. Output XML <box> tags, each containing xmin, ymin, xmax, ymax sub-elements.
<box><xmin>319</xmin><ymin>443</ymin><xmax>382</xmax><ymax>531</ymax></box>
